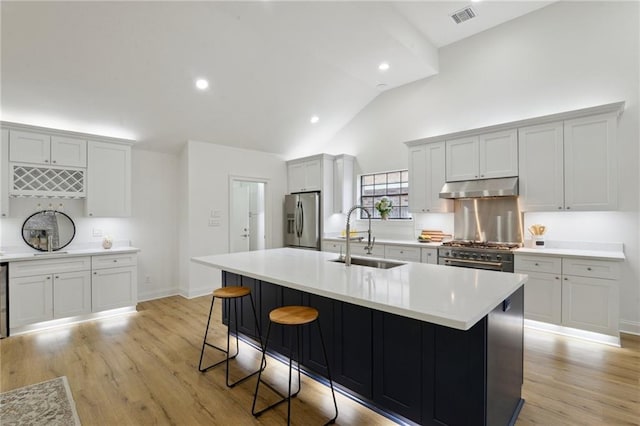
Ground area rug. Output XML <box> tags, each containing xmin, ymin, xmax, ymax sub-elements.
<box><xmin>0</xmin><ymin>376</ymin><xmax>81</xmax><ymax>425</ymax></box>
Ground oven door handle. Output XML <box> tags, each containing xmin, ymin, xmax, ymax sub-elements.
<box><xmin>444</xmin><ymin>258</ymin><xmax>503</xmax><ymax>268</ymax></box>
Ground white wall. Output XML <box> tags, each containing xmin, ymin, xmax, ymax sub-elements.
<box><xmin>180</xmin><ymin>140</ymin><xmax>287</xmax><ymax>297</ymax></box>
<box><xmin>131</xmin><ymin>149</ymin><xmax>180</xmax><ymax>301</ymax></box>
<box><xmin>322</xmin><ymin>2</ymin><xmax>640</xmax><ymax>333</ymax></box>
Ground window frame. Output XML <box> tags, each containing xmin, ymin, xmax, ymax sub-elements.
<box><xmin>358</xmin><ymin>169</ymin><xmax>411</xmax><ymax>220</ymax></box>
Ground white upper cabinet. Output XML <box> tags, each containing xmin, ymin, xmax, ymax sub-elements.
<box><xmin>409</xmin><ymin>142</ymin><xmax>451</xmax><ymax>213</ymax></box>
<box><xmin>50</xmin><ymin>135</ymin><xmax>87</xmax><ymax>167</ymax></box>
<box><xmin>564</xmin><ymin>114</ymin><xmax>618</xmax><ymax>211</ymax></box>
<box><xmin>446</xmin><ymin>129</ymin><xmax>517</xmax><ymax>182</ymax></box>
<box><xmin>288</xmin><ymin>158</ymin><xmax>322</xmax><ymax>193</ymax></box>
<box><xmin>1</xmin><ymin>129</ymin><xmax>8</xmax><ymax>217</ymax></box>
<box><xmin>446</xmin><ymin>136</ymin><xmax>478</xmax><ymax>181</ymax></box>
<box><xmin>9</xmin><ymin>130</ymin><xmax>86</xmax><ymax>167</ymax></box>
<box><xmin>518</xmin><ymin>122</ymin><xmax>564</xmax><ymax>211</ymax></box>
<box><xmin>333</xmin><ymin>154</ymin><xmax>354</xmax><ymax>214</ymax></box>
<box><xmin>9</xmin><ymin>130</ymin><xmax>50</xmax><ymax>164</ymax></box>
<box><xmin>519</xmin><ymin>114</ymin><xmax>618</xmax><ymax>212</ymax></box>
<box><xmin>86</xmin><ymin>141</ymin><xmax>131</xmax><ymax>217</ymax></box>
<box><xmin>478</xmin><ymin>129</ymin><xmax>518</xmax><ymax>179</ymax></box>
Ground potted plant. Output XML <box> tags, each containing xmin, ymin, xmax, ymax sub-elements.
<box><xmin>375</xmin><ymin>196</ymin><xmax>393</xmax><ymax>220</ymax></box>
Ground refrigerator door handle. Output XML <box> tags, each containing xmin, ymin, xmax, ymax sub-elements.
<box><xmin>295</xmin><ymin>202</ymin><xmax>302</xmax><ymax>238</ymax></box>
<box><xmin>298</xmin><ymin>202</ymin><xmax>304</xmax><ymax>238</ymax></box>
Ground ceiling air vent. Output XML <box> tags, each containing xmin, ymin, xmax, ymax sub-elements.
<box><xmin>451</xmin><ymin>6</ymin><xmax>477</xmax><ymax>24</ymax></box>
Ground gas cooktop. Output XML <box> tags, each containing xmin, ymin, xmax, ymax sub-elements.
<box><xmin>440</xmin><ymin>240</ymin><xmax>521</xmax><ymax>250</ymax></box>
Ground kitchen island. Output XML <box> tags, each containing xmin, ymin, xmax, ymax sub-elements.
<box><xmin>193</xmin><ymin>248</ymin><xmax>527</xmax><ymax>425</ymax></box>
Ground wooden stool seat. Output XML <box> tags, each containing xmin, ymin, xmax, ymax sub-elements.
<box><xmin>269</xmin><ymin>306</ymin><xmax>318</xmax><ymax>325</ymax></box>
<box><xmin>213</xmin><ymin>286</ymin><xmax>251</xmax><ymax>299</ymax></box>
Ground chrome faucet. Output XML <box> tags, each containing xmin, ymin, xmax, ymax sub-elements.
<box><xmin>345</xmin><ymin>205</ymin><xmax>375</xmax><ymax>266</ymax></box>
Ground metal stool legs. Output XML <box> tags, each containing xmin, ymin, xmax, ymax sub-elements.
<box><xmin>252</xmin><ymin>318</ymin><xmax>338</xmax><ymax>425</ymax></box>
<box><xmin>198</xmin><ymin>291</ymin><xmax>264</xmax><ymax>388</ymax></box>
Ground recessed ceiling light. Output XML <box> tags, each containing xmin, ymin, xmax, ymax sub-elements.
<box><xmin>378</xmin><ymin>62</ymin><xmax>390</xmax><ymax>71</ymax></box>
<box><xmin>310</xmin><ymin>115</ymin><xmax>320</xmax><ymax>124</ymax></box>
<box><xmin>195</xmin><ymin>78</ymin><xmax>209</xmax><ymax>90</ymax></box>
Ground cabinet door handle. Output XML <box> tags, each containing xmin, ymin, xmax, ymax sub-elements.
<box><xmin>46</xmin><ymin>276</ymin><xmax>51</xmax><ymax>280</ymax></box>
<box><xmin>44</xmin><ymin>159</ymin><xmax>49</xmax><ymax>163</ymax></box>
<box><xmin>564</xmin><ymin>277</ymin><xmax>568</xmax><ymax>281</ymax></box>
<box><xmin>93</xmin><ymin>272</ymin><xmax>97</xmax><ymax>275</ymax></box>
<box><xmin>89</xmin><ymin>213</ymin><xmax>93</xmax><ymax>216</ymax></box>
<box><xmin>587</xmin><ymin>267</ymin><xmax>592</xmax><ymax>271</ymax></box>
<box><xmin>55</xmin><ymin>275</ymin><xmax>59</xmax><ymax>279</ymax></box>
<box><xmin>534</xmin><ymin>263</ymin><xmax>539</xmax><ymax>266</ymax></box>
<box><xmin>555</xmin><ymin>276</ymin><xmax>560</xmax><ymax>280</ymax></box>
<box><xmin>113</xmin><ymin>259</ymin><xmax>118</xmax><ymax>262</ymax></box>
<box><xmin>558</xmin><ymin>206</ymin><xmax>563</xmax><ymax>210</ymax></box>
<box><xmin>52</xmin><ymin>160</ymin><xmax>57</xmax><ymax>164</ymax></box>
<box><xmin>566</xmin><ymin>206</ymin><xmax>571</xmax><ymax>210</ymax></box>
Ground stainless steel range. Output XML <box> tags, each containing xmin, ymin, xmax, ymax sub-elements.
<box><xmin>438</xmin><ymin>241</ymin><xmax>520</xmax><ymax>272</ymax></box>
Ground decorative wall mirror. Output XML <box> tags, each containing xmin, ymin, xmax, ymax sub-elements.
<box><xmin>22</xmin><ymin>210</ymin><xmax>76</xmax><ymax>251</ymax></box>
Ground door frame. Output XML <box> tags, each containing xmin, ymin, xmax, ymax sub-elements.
<box><xmin>228</xmin><ymin>175</ymin><xmax>271</xmax><ymax>252</ymax></box>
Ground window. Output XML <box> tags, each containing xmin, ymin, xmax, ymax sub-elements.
<box><xmin>359</xmin><ymin>170</ymin><xmax>410</xmax><ymax>219</ymax></box>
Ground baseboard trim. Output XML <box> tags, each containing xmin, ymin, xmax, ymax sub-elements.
<box><xmin>137</xmin><ymin>289</ymin><xmax>180</xmax><ymax>302</ymax></box>
<box><xmin>619</xmin><ymin>320</ymin><xmax>640</xmax><ymax>336</ymax></box>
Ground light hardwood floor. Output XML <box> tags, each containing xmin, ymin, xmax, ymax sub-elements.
<box><xmin>1</xmin><ymin>295</ymin><xmax>638</xmax><ymax>425</ymax></box>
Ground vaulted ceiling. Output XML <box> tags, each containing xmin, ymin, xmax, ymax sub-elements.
<box><xmin>1</xmin><ymin>1</ymin><xmax>552</xmax><ymax>157</ymax></box>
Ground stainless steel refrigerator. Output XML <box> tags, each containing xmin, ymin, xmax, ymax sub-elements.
<box><xmin>284</xmin><ymin>192</ymin><xmax>321</xmax><ymax>250</ymax></box>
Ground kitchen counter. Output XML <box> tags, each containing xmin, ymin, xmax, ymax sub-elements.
<box><xmin>514</xmin><ymin>240</ymin><xmax>625</xmax><ymax>261</ymax></box>
<box><xmin>0</xmin><ymin>246</ymin><xmax>141</xmax><ymax>262</ymax></box>
<box><xmin>193</xmin><ymin>247</ymin><xmax>527</xmax><ymax>331</ymax></box>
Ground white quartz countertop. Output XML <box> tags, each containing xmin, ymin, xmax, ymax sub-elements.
<box><xmin>192</xmin><ymin>248</ymin><xmax>527</xmax><ymax>331</ymax></box>
<box><xmin>323</xmin><ymin>236</ymin><xmax>443</xmax><ymax>248</ymax></box>
<box><xmin>0</xmin><ymin>246</ymin><xmax>140</xmax><ymax>262</ymax></box>
<box><xmin>514</xmin><ymin>240</ymin><xmax>625</xmax><ymax>261</ymax></box>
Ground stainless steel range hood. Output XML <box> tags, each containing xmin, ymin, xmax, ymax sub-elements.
<box><xmin>439</xmin><ymin>177</ymin><xmax>518</xmax><ymax>199</ymax></box>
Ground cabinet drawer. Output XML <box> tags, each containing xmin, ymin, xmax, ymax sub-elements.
<box><xmin>384</xmin><ymin>245</ymin><xmax>421</xmax><ymax>262</ymax></box>
<box><xmin>92</xmin><ymin>253</ymin><xmax>137</xmax><ymax>270</ymax></box>
<box><xmin>323</xmin><ymin>240</ymin><xmax>344</xmax><ymax>253</ymax></box>
<box><xmin>514</xmin><ymin>255</ymin><xmax>561</xmax><ymax>274</ymax></box>
<box><xmin>9</xmin><ymin>256</ymin><xmax>91</xmax><ymax>278</ymax></box>
<box><xmin>562</xmin><ymin>258</ymin><xmax>620</xmax><ymax>280</ymax></box>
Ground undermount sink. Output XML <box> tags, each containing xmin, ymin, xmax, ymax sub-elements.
<box><xmin>331</xmin><ymin>256</ymin><xmax>405</xmax><ymax>269</ymax></box>
<box><xmin>33</xmin><ymin>251</ymin><xmax>69</xmax><ymax>256</ymax></box>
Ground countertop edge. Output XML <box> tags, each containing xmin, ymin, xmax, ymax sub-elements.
<box><xmin>513</xmin><ymin>247</ymin><xmax>625</xmax><ymax>261</ymax></box>
<box><xmin>0</xmin><ymin>247</ymin><xmax>141</xmax><ymax>262</ymax></box>
<box><xmin>323</xmin><ymin>237</ymin><xmax>443</xmax><ymax>248</ymax></box>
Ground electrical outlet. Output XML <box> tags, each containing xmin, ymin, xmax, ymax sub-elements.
<box><xmin>92</xmin><ymin>228</ymin><xmax>103</xmax><ymax>237</ymax></box>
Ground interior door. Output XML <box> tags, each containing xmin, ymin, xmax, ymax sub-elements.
<box><xmin>230</xmin><ymin>181</ymin><xmax>251</xmax><ymax>253</ymax></box>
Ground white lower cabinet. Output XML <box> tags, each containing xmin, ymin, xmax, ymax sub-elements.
<box><xmin>8</xmin><ymin>252</ymin><xmax>138</xmax><ymax>331</ymax></box>
<box><xmin>91</xmin><ymin>253</ymin><xmax>138</xmax><ymax>311</ymax></box>
<box><xmin>53</xmin><ymin>271</ymin><xmax>92</xmax><ymax>318</ymax></box>
<box><xmin>421</xmin><ymin>248</ymin><xmax>438</xmax><ymax>265</ymax></box>
<box><xmin>515</xmin><ymin>254</ymin><xmax>620</xmax><ymax>337</ymax></box>
<box><xmin>9</xmin><ymin>256</ymin><xmax>91</xmax><ymax>327</ymax></box>
<box><xmin>384</xmin><ymin>245</ymin><xmax>421</xmax><ymax>262</ymax></box>
<box><xmin>9</xmin><ymin>274</ymin><xmax>53</xmax><ymax>327</ymax></box>
<box><xmin>521</xmin><ymin>271</ymin><xmax>562</xmax><ymax>324</ymax></box>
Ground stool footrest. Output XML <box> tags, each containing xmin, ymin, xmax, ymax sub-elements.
<box><xmin>252</xmin><ymin>378</ymin><xmax>301</xmax><ymax>417</ymax></box>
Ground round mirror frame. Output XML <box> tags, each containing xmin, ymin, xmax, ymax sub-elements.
<box><xmin>21</xmin><ymin>210</ymin><xmax>76</xmax><ymax>252</ymax></box>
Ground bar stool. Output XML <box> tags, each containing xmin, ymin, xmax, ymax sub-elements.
<box><xmin>198</xmin><ymin>286</ymin><xmax>264</xmax><ymax>387</ymax></box>
<box><xmin>252</xmin><ymin>305</ymin><xmax>338</xmax><ymax>425</ymax></box>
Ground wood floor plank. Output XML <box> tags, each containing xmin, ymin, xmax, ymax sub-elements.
<box><xmin>1</xmin><ymin>295</ymin><xmax>638</xmax><ymax>425</ymax></box>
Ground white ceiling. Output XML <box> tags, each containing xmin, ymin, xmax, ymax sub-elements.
<box><xmin>1</xmin><ymin>1</ymin><xmax>552</xmax><ymax>157</ymax></box>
